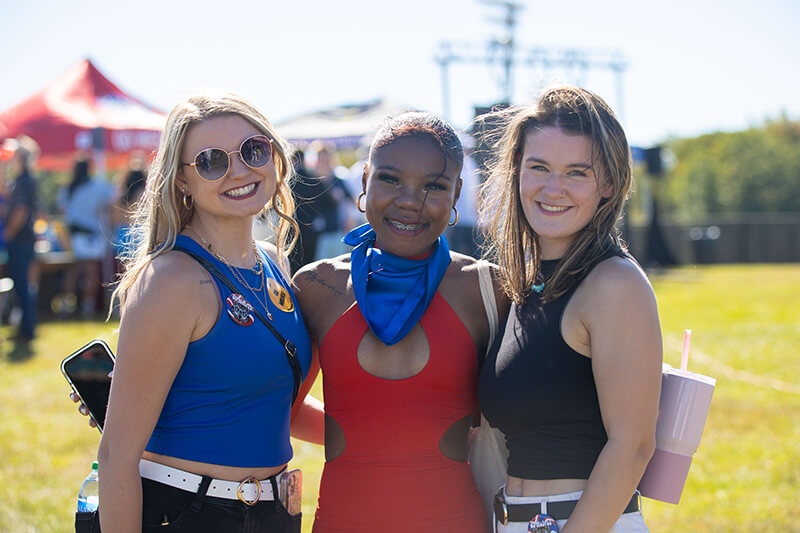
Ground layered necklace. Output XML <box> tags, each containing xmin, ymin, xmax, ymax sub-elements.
<box><xmin>185</xmin><ymin>225</ymin><xmax>273</xmax><ymax>321</ymax></box>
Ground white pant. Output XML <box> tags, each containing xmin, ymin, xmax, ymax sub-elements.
<box><xmin>493</xmin><ymin>489</ymin><xmax>649</xmax><ymax>533</ymax></box>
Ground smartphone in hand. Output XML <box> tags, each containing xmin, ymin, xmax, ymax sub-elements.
<box><xmin>61</xmin><ymin>339</ymin><xmax>115</xmax><ymax>433</ymax></box>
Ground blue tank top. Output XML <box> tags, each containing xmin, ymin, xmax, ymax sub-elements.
<box><xmin>145</xmin><ymin>235</ymin><xmax>311</xmax><ymax>468</ymax></box>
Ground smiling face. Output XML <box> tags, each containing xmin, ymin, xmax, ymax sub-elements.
<box><xmin>177</xmin><ymin>114</ymin><xmax>276</xmax><ymax>225</ymax></box>
<box><xmin>519</xmin><ymin>126</ymin><xmax>609</xmax><ymax>259</ymax></box>
<box><xmin>363</xmin><ymin>135</ymin><xmax>461</xmax><ymax>258</ymax></box>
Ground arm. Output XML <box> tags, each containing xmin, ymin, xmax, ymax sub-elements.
<box><xmin>561</xmin><ymin>259</ymin><xmax>662</xmax><ymax>533</ymax></box>
<box><xmin>289</xmin><ymin>259</ymin><xmax>350</xmax><ymax>445</ymax></box>
<box><xmin>97</xmin><ymin>257</ymin><xmax>208</xmax><ymax>533</ymax></box>
<box><xmin>289</xmin><ymin>342</ymin><xmax>324</xmax><ymax>444</ymax></box>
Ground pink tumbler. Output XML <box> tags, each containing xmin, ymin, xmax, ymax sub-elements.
<box><xmin>638</xmin><ymin>363</ymin><xmax>716</xmax><ymax>504</ymax></box>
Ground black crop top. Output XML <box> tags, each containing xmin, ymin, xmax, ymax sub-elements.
<box><xmin>478</xmin><ymin>260</ymin><xmax>608</xmax><ymax>480</ymax></box>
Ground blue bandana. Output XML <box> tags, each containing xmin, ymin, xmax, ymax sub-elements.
<box><xmin>342</xmin><ymin>223</ymin><xmax>451</xmax><ymax>346</ymax></box>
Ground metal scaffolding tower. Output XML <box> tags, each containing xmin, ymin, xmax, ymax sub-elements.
<box><xmin>435</xmin><ymin>0</ymin><xmax>628</xmax><ymax>122</ymax></box>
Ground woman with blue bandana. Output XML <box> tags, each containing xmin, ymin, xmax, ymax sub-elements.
<box><xmin>294</xmin><ymin>112</ymin><xmax>509</xmax><ymax>533</ymax></box>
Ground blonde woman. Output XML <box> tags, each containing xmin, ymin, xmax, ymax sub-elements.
<box><xmin>97</xmin><ymin>93</ymin><xmax>319</xmax><ymax>532</ymax></box>
<box><xmin>478</xmin><ymin>86</ymin><xmax>662</xmax><ymax>532</ymax></box>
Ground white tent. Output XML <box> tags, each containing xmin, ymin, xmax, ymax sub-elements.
<box><xmin>276</xmin><ymin>99</ymin><xmax>411</xmax><ymax>149</ymax></box>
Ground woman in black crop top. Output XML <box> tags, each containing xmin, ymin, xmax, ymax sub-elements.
<box><xmin>477</xmin><ymin>86</ymin><xmax>662</xmax><ymax>532</ymax></box>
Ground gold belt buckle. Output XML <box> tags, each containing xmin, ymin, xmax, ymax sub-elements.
<box><xmin>237</xmin><ymin>476</ymin><xmax>261</xmax><ymax>506</ymax></box>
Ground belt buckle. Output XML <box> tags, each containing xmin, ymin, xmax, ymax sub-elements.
<box><xmin>237</xmin><ymin>476</ymin><xmax>261</xmax><ymax>506</ymax></box>
<box><xmin>493</xmin><ymin>491</ymin><xmax>509</xmax><ymax>525</ymax></box>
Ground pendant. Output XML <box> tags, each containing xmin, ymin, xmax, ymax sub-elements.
<box><xmin>226</xmin><ymin>294</ymin><xmax>254</xmax><ymax>326</ymax></box>
<box><xmin>532</xmin><ymin>282</ymin><xmax>545</xmax><ymax>293</ymax></box>
<box><xmin>528</xmin><ymin>513</ymin><xmax>559</xmax><ymax>532</ymax></box>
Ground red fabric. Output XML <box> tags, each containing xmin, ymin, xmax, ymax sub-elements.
<box><xmin>314</xmin><ymin>292</ymin><xmax>487</xmax><ymax>532</ymax></box>
<box><xmin>0</xmin><ymin>59</ymin><xmax>164</xmax><ymax>170</ymax></box>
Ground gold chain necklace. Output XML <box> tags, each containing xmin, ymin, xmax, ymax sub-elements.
<box><xmin>185</xmin><ymin>225</ymin><xmax>273</xmax><ymax>320</ymax></box>
<box><xmin>189</xmin><ymin>227</ymin><xmax>263</xmax><ymax>276</ymax></box>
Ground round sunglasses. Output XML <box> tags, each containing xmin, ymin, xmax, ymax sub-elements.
<box><xmin>181</xmin><ymin>135</ymin><xmax>273</xmax><ymax>181</ymax></box>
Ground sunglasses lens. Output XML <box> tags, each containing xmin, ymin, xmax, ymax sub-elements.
<box><xmin>195</xmin><ymin>148</ymin><xmax>229</xmax><ymax>180</ymax></box>
<box><xmin>241</xmin><ymin>137</ymin><xmax>272</xmax><ymax>168</ymax></box>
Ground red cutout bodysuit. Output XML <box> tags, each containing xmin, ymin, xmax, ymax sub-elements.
<box><xmin>313</xmin><ymin>292</ymin><xmax>487</xmax><ymax>532</ymax></box>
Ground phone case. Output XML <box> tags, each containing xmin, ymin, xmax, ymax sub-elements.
<box><xmin>279</xmin><ymin>468</ymin><xmax>302</xmax><ymax>516</ymax></box>
<box><xmin>61</xmin><ymin>339</ymin><xmax>115</xmax><ymax>433</ymax></box>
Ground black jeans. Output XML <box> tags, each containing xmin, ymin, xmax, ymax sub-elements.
<box><xmin>75</xmin><ymin>477</ymin><xmax>301</xmax><ymax>533</ymax></box>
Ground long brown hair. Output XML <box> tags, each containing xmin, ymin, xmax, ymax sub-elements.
<box><xmin>479</xmin><ymin>86</ymin><xmax>633</xmax><ymax>304</ymax></box>
<box><xmin>111</xmin><ymin>93</ymin><xmax>298</xmax><ymax>315</ymax></box>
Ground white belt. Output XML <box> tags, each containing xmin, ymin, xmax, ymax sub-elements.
<box><xmin>139</xmin><ymin>459</ymin><xmax>279</xmax><ymax>506</ymax></box>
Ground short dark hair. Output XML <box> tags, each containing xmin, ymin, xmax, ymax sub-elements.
<box><xmin>368</xmin><ymin>111</ymin><xmax>464</xmax><ymax>177</ymax></box>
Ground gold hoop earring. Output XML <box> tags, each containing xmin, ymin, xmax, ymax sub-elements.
<box><xmin>448</xmin><ymin>206</ymin><xmax>459</xmax><ymax>226</ymax></box>
<box><xmin>183</xmin><ymin>192</ymin><xmax>193</xmax><ymax>210</ymax></box>
<box><xmin>356</xmin><ymin>192</ymin><xmax>366</xmax><ymax>213</ymax></box>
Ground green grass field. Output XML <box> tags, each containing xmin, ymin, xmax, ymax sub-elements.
<box><xmin>1</xmin><ymin>264</ymin><xmax>798</xmax><ymax>532</ymax></box>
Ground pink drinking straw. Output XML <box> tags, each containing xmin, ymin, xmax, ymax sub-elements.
<box><xmin>680</xmin><ymin>329</ymin><xmax>692</xmax><ymax>371</ymax></box>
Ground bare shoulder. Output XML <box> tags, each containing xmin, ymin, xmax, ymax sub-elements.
<box><xmin>580</xmin><ymin>256</ymin><xmax>657</xmax><ymax>309</ymax></box>
<box><xmin>446</xmin><ymin>253</ymin><xmax>511</xmax><ymax>313</ymax></box>
<box><xmin>257</xmin><ymin>240</ymin><xmax>288</xmax><ymax>271</ymax></box>
<box><xmin>293</xmin><ymin>253</ymin><xmax>351</xmax><ymax>296</ymax></box>
<box><xmin>446</xmin><ymin>251</ymin><xmax>481</xmax><ymax>279</ymax></box>
<box><xmin>441</xmin><ymin>252</ymin><xmax>482</xmax><ymax>299</ymax></box>
<box><xmin>124</xmin><ymin>251</ymin><xmax>211</xmax><ymax>313</ymax></box>
<box><xmin>292</xmin><ymin>253</ymin><xmax>353</xmax><ymax>339</ymax></box>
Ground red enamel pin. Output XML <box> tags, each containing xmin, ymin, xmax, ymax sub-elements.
<box><xmin>226</xmin><ymin>294</ymin><xmax>254</xmax><ymax>326</ymax></box>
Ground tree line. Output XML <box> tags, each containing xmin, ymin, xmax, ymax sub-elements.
<box><xmin>659</xmin><ymin>114</ymin><xmax>800</xmax><ymax>217</ymax></box>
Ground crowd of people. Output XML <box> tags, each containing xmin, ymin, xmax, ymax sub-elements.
<box><xmin>52</xmin><ymin>85</ymin><xmax>662</xmax><ymax>533</ymax></box>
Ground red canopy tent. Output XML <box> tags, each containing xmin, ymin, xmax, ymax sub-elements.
<box><xmin>0</xmin><ymin>58</ymin><xmax>165</xmax><ymax>171</ymax></box>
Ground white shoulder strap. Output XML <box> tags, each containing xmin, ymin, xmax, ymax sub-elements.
<box><xmin>477</xmin><ymin>260</ymin><xmax>499</xmax><ymax>349</ymax></box>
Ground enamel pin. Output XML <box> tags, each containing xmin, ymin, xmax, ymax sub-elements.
<box><xmin>226</xmin><ymin>294</ymin><xmax>254</xmax><ymax>326</ymax></box>
<box><xmin>267</xmin><ymin>278</ymin><xmax>294</xmax><ymax>312</ymax></box>
<box><xmin>528</xmin><ymin>513</ymin><xmax>559</xmax><ymax>533</ymax></box>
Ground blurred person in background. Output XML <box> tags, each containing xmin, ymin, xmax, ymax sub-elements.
<box><xmin>288</xmin><ymin>147</ymin><xmax>321</xmax><ymax>272</ymax></box>
<box><xmin>59</xmin><ymin>156</ymin><xmax>114</xmax><ymax>317</ymax></box>
<box><xmin>112</xmin><ymin>155</ymin><xmax>148</xmax><ymax>264</ymax></box>
<box><xmin>307</xmin><ymin>141</ymin><xmax>356</xmax><ymax>261</ymax></box>
<box><xmin>447</xmin><ymin>132</ymin><xmax>482</xmax><ymax>257</ymax></box>
<box><xmin>3</xmin><ymin>135</ymin><xmax>40</xmax><ymax>347</ymax></box>
<box><xmin>0</xmin><ymin>141</ymin><xmax>12</xmax><ymax>256</ymax></box>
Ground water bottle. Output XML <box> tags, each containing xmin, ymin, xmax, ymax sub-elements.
<box><xmin>77</xmin><ymin>461</ymin><xmax>99</xmax><ymax>512</ymax></box>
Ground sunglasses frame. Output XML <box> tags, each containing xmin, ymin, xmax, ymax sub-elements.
<box><xmin>181</xmin><ymin>134</ymin><xmax>274</xmax><ymax>181</ymax></box>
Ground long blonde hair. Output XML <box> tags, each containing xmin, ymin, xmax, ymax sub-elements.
<box><xmin>111</xmin><ymin>93</ymin><xmax>298</xmax><ymax>315</ymax></box>
<box><xmin>479</xmin><ymin>86</ymin><xmax>633</xmax><ymax>304</ymax></box>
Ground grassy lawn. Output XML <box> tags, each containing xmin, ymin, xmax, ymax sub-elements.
<box><xmin>1</xmin><ymin>264</ymin><xmax>798</xmax><ymax>532</ymax></box>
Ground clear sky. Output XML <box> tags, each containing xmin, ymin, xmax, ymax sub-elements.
<box><xmin>1</xmin><ymin>0</ymin><xmax>798</xmax><ymax>147</ymax></box>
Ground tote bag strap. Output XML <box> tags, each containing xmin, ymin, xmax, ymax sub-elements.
<box><xmin>477</xmin><ymin>260</ymin><xmax>499</xmax><ymax>351</ymax></box>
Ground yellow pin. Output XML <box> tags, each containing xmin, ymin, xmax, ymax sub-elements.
<box><xmin>267</xmin><ymin>278</ymin><xmax>294</xmax><ymax>312</ymax></box>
